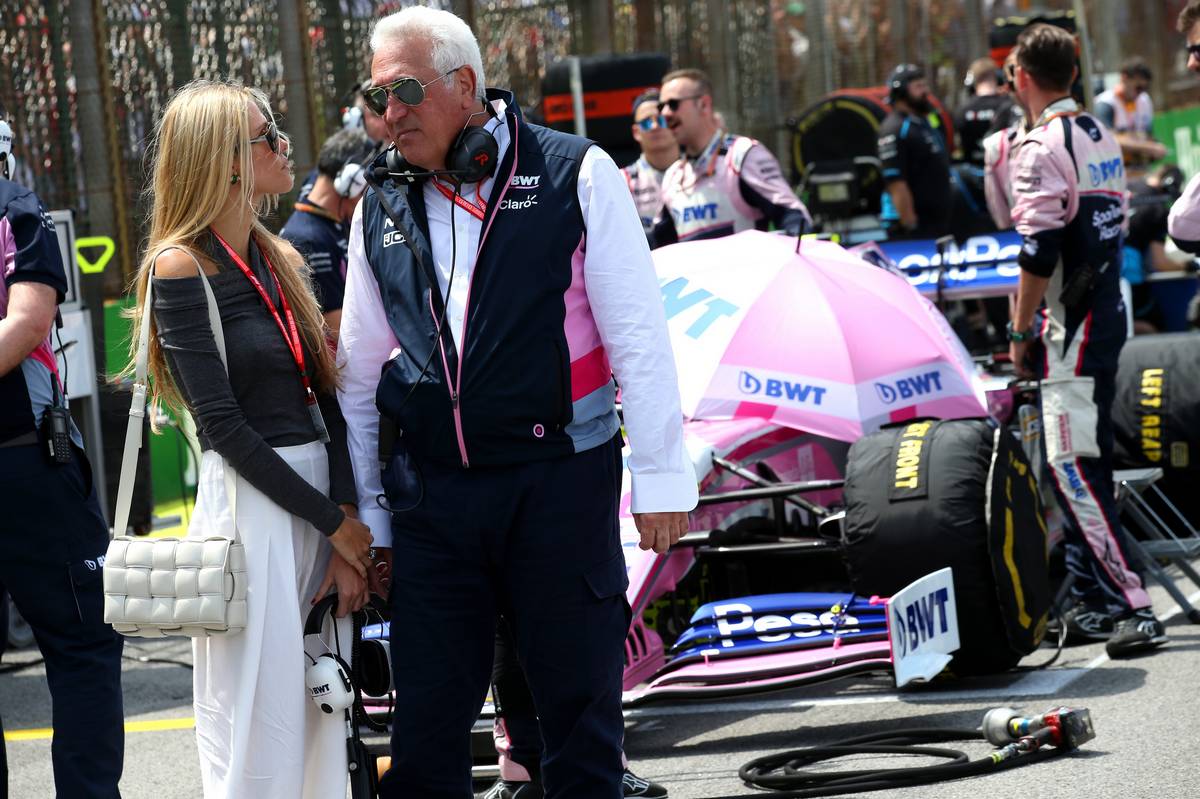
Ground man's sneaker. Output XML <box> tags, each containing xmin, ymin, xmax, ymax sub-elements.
<box><xmin>623</xmin><ymin>768</ymin><xmax>669</xmax><ymax>797</ymax></box>
<box><xmin>1060</xmin><ymin>601</ymin><xmax>1114</xmax><ymax>643</ymax></box>
<box><xmin>1106</xmin><ymin>609</ymin><xmax>1168</xmax><ymax>658</ymax></box>
<box><xmin>478</xmin><ymin>771</ymin><xmax>666</xmax><ymax>798</ymax></box>
<box><xmin>477</xmin><ymin>780</ymin><xmax>544</xmax><ymax>799</ymax></box>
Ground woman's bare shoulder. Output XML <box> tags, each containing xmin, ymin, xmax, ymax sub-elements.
<box><xmin>152</xmin><ymin>246</ymin><xmax>219</xmax><ymax>279</ymax></box>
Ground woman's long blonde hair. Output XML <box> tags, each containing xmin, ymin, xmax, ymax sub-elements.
<box><xmin>123</xmin><ymin>79</ymin><xmax>336</xmax><ymax>420</ymax></box>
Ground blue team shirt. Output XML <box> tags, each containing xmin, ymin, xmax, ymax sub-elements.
<box><xmin>280</xmin><ymin>202</ymin><xmax>348</xmax><ymax>313</ymax></box>
<box><xmin>0</xmin><ymin>179</ymin><xmax>71</xmax><ymax>443</ymax></box>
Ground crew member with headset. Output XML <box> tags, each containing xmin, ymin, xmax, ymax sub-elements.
<box><xmin>877</xmin><ymin>64</ymin><xmax>953</xmax><ymax>240</ymax></box>
<box><xmin>957</xmin><ymin>58</ymin><xmax>1014</xmax><ymax>169</ymax></box>
<box><xmin>281</xmin><ymin>127</ymin><xmax>377</xmax><ymax>341</ymax></box>
<box><xmin>298</xmin><ymin>80</ymin><xmax>388</xmax><ymax>199</ymax></box>
<box><xmin>652</xmin><ymin>68</ymin><xmax>810</xmax><ymax>246</ymax></box>
<box><xmin>621</xmin><ymin>90</ymin><xmax>678</xmax><ymax>240</ymax></box>
<box><xmin>336</xmin><ymin>7</ymin><xmax>697</xmax><ymax>798</ymax></box>
<box><xmin>982</xmin><ymin>52</ymin><xmax>1028</xmax><ymax>229</ymax></box>
<box><xmin>1007</xmin><ymin>23</ymin><xmax>1167</xmax><ymax>658</ymax></box>
<box><xmin>341</xmin><ymin>79</ymin><xmax>390</xmax><ymax>145</ymax></box>
<box><xmin>952</xmin><ymin>58</ymin><xmax>1015</xmax><ymax>241</ymax></box>
<box><xmin>0</xmin><ymin>119</ymin><xmax>125</xmax><ymax>796</ymax></box>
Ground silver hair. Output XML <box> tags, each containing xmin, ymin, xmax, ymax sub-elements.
<box><xmin>370</xmin><ymin>6</ymin><xmax>487</xmax><ymax>101</ymax></box>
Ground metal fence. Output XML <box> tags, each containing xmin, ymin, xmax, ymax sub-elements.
<box><xmin>1</xmin><ymin>0</ymin><xmax>1195</xmax><ymax>295</ymax></box>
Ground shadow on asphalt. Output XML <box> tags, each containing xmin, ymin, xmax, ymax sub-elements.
<box><xmin>629</xmin><ymin>706</ymin><xmax>996</xmax><ymax>757</ymax></box>
<box><xmin>624</xmin><ymin>662</ymin><xmax>1149</xmax><ymax>760</ymax></box>
<box><xmin>0</xmin><ymin>640</ymin><xmax>194</xmax><ymax>731</ymax></box>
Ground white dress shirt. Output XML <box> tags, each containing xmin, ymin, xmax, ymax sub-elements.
<box><xmin>337</xmin><ymin>99</ymin><xmax>698</xmax><ymax>548</ymax></box>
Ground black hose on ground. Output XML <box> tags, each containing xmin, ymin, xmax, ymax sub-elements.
<box><xmin>703</xmin><ymin>727</ymin><xmax>1064</xmax><ymax>798</ymax></box>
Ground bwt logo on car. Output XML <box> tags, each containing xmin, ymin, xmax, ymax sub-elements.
<box><xmin>739</xmin><ymin>371</ymin><xmax>827</xmax><ymax>406</ymax></box>
<box><xmin>713</xmin><ymin>603</ymin><xmax>860</xmax><ymax>647</ymax></box>
<box><xmin>874</xmin><ymin>371</ymin><xmax>944</xmax><ymax>405</ymax></box>
<box><xmin>891</xmin><ymin>587</ymin><xmax>951</xmax><ymax>657</ymax></box>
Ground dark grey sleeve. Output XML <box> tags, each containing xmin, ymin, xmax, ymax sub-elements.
<box><xmin>151</xmin><ymin>276</ymin><xmax>346</xmax><ymax>535</ymax></box>
<box><xmin>317</xmin><ymin>385</ymin><xmax>357</xmax><ymax>507</ymax></box>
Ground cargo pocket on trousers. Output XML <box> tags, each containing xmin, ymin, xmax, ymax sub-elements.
<box><xmin>585</xmin><ymin>550</ymin><xmax>632</xmax><ymax>626</ymax></box>
<box><xmin>68</xmin><ymin>558</ymin><xmax>105</xmax><ymax>625</ymax></box>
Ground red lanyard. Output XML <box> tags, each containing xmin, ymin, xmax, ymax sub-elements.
<box><xmin>432</xmin><ymin>180</ymin><xmax>488</xmax><ymax>221</ymax></box>
<box><xmin>210</xmin><ymin>229</ymin><xmax>316</xmax><ymax>406</ymax></box>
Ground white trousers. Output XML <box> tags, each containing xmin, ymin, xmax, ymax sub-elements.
<box><xmin>189</xmin><ymin>441</ymin><xmax>350</xmax><ymax>799</ymax></box>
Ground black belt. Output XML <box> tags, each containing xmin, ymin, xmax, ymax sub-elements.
<box><xmin>0</xmin><ymin>431</ymin><xmax>38</xmax><ymax>449</ymax></box>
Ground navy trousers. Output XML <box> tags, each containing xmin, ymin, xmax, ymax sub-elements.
<box><xmin>0</xmin><ymin>444</ymin><xmax>124</xmax><ymax>798</ymax></box>
<box><xmin>491</xmin><ymin>619</ymin><xmax>544</xmax><ymax>781</ymax></box>
<box><xmin>378</xmin><ymin>435</ymin><xmax>629</xmax><ymax>799</ymax></box>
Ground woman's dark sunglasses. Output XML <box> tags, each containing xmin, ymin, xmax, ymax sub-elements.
<box><xmin>1188</xmin><ymin>43</ymin><xmax>1200</xmax><ymax>59</ymax></box>
<box><xmin>657</xmin><ymin>95</ymin><xmax>702</xmax><ymax>113</ymax></box>
<box><xmin>363</xmin><ymin>67</ymin><xmax>462</xmax><ymax>115</ymax></box>
<box><xmin>248</xmin><ymin>119</ymin><xmax>288</xmax><ymax>154</ymax></box>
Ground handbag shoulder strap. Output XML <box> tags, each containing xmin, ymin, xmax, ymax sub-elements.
<box><xmin>112</xmin><ymin>247</ymin><xmax>235</xmax><ymax>537</ymax></box>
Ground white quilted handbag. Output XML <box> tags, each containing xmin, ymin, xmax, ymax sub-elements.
<box><xmin>104</xmin><ymin>249</ymin><xmax>248</xmax><ymax>638</ymax></box>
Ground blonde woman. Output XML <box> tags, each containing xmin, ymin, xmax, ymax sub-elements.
<box><xmin>125</xmin><ymin>79</ymin><xmax>375</xmax><ymax>797</ymax></box>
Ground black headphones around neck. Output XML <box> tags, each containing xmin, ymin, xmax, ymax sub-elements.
<box><xmin>384</xmin><ymin>119</ymin><xmax>499</xmax><ymax>185</ymax></box>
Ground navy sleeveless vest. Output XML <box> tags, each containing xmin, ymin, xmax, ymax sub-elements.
<box><xmin>361</xmin><ymin>91</ymin><xmax>619</xmax><ymax>468</ymax></box>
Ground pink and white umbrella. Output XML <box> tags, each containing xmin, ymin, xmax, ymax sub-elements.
<box><xmin>654</xmin><ymin>231</ymin><xmax>988</xmax><ymax>442</ymax></box>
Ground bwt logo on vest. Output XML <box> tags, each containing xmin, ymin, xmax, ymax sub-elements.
<box><xmin>874</xmin><ymin>371</ymin><xmax>944</xmax><ymax>405</ymax></box>
<box><xmin>738</xmin><ymin>371</ymin><xmax>827</xmax><ymax>406</ymax></box>
<box><xmin>510</xmin><ymin>174</ymin><xmax>541</xmax><ymax>189</ymax></box>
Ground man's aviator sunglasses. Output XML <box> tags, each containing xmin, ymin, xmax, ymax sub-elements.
<box><xmin>363</xmin><ymin>68</ymin><xmax>462</xmax><ymax>115</ymax></box>
<box><xmin>636</xmin><ymin>115</ymin><xmax>667</xmax><ymax>131</ymax></box>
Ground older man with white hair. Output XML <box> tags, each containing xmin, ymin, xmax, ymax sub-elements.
<box><xmin>336</xmin><ymin>6</ymin><xmax>697</xmax><ymax>798</ymax></box>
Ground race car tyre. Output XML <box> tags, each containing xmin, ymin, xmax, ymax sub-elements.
<box><xmin>842</xmin><ymin>419</ymin><xmax>1052</xmax><ymax>675</ymax></box>
<box><xmin>1113</xmin><ymin>332</ymin><xmax>1200</xmax><ymax>472</ymax></box>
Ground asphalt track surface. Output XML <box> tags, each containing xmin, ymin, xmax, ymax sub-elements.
<box><xmin>4</xmin><ymin>573</ymin><xmax>1200</xmax><ymax>799</ymax></box>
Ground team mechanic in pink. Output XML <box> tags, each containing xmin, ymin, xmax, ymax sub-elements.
<box><xmin>1007</xmin><ymin>24</ymin><xmax>1167</xmax><ymax>658</ymax></box>
<box><xmin>651</xmin><ymin>69</ymin><xmax>810</xmax><ymax>247</ymax></box>
<box><xmin>620</xmin><ymin>90</ymin><xmax>678</xmax><ymax>241</ymax></box>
